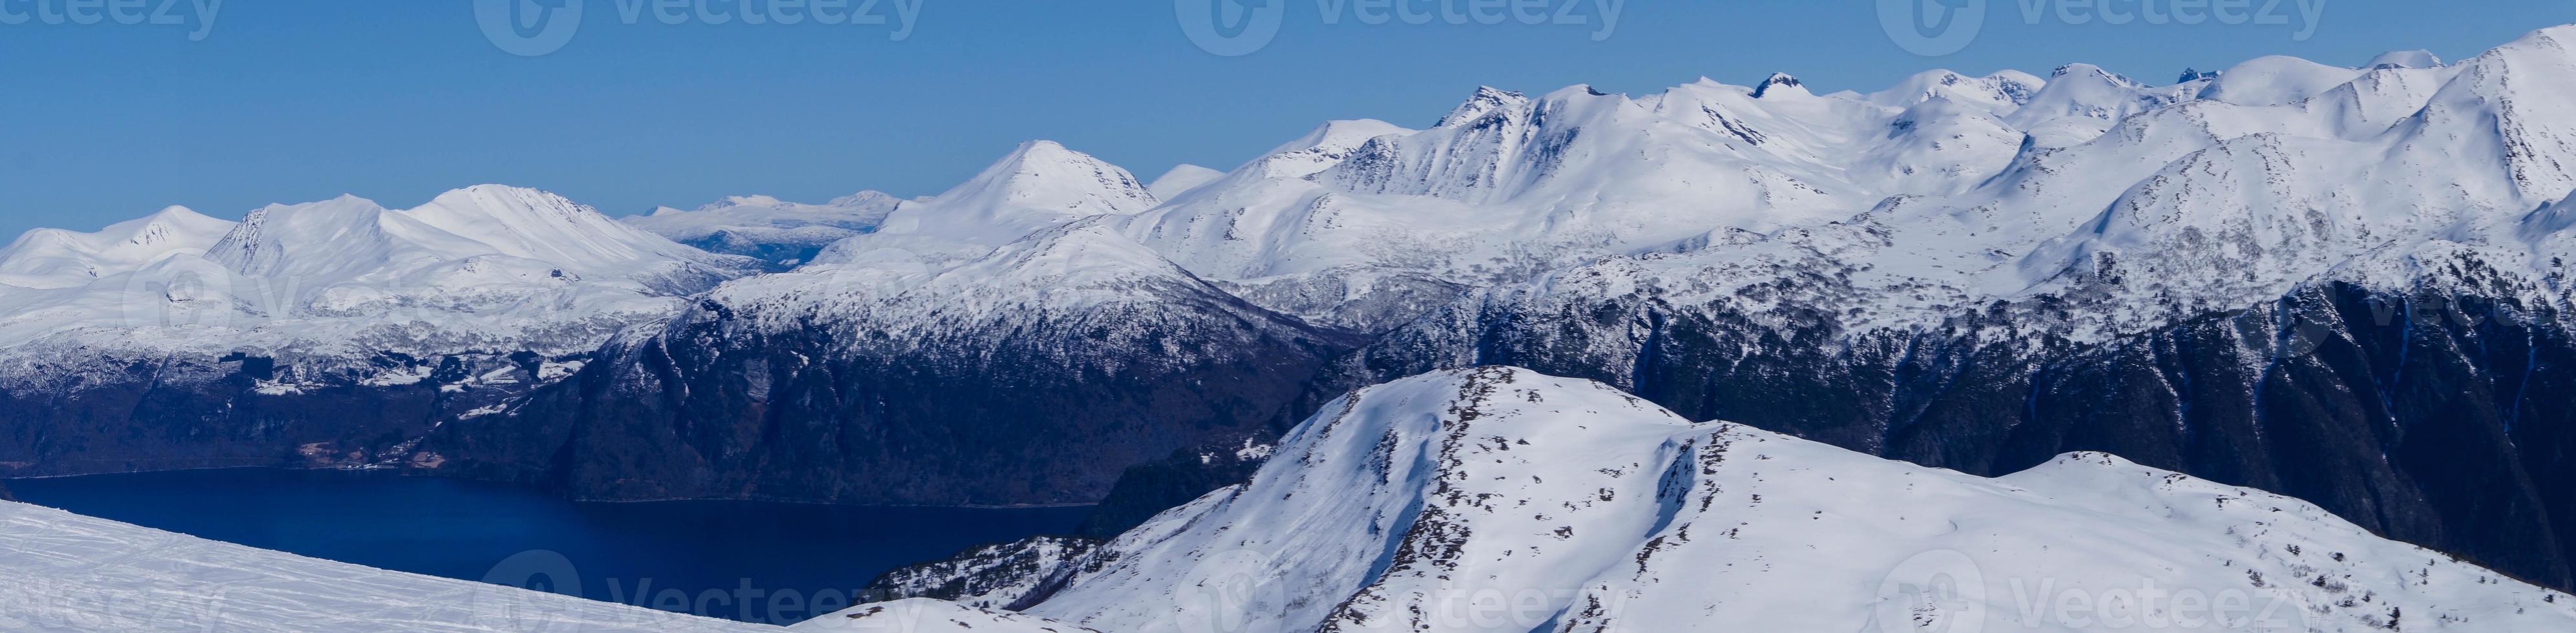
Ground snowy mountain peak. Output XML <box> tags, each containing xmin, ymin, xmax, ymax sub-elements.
<box><xmin>704</xmin><ymin>194</ymin><xmax>789</xmax><ymax>209</ymax></box>
<box><xmin>932</xmin><ymin>140</ymin><xmax>1157</xmax><ymax>216</ymax></box>
<box><xmin>205</xmin><ymin>194</ymin><xmax>406</xmax><ymax>276</ymax></box>
<box><xmin>827</xmin><ymin>190</ymin><xmax>905</xmax><ymax>207</ymax></box>
<box><xmin>2175</xmin><ymin>67</ymin><xmax>2223</xmax><ymax>83</ymax></box>
<box><xmin>1436</xmin><ymin>86</ymin><xmax>1532</xmax><ymax>128</ymax></box>
<box><xmin>1865</xmin><ymin>68</ymin><xmax>2046</xmax><ymax>113</ymax></box>
<box><xmin>1237</xmin><ymin>119</ymin><xmax>1415</xmax><ymax>180</ymax></box>
<box><xmin>1752</xmin><ymin>72</ymin><xmax>1808</xmax><ymax>98</ymax></box>
<box><xmin>94</xmin><ymin>205</ymin><xmax>230</xmax><ymax>253</ymax></box>
<box><xmin>2366</xmin><ymin>48</ymin><xmax>2443</xmax><ymax>69</ymax></box>
<box><xmin>2050</xmin><ymin>62</ymin><xmax>2143</xmax><ymax>87</ymax></box>
<box><xmin>403</xmin><ymin>184</ymin><xmax>739</xmax><ymax>280</ymax></box>
<box><xmin>0</xmin><ymin>205</ymin><xmax>235</xmax><ymax>289</ymax></box>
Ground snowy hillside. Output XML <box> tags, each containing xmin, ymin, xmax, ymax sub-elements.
<box><xmin>0</xmin><ymin>501</ymin><xmax>771</xmax><ymax>633</ymax></box>
<box><xmin>795</xmin><ymin>599</ymin><xmax>1094</xmax><ymax>632</ymax></box>
<box><xmin>1012</xmin><ymin>367</ymin><xmax>2576</xmax><ymax>632</ymax></box>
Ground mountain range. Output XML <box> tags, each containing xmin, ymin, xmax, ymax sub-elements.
<box><xmin>7</xmin><ymin>23</ymin><xmax>2576</xmax><ymax>614</ymax></box>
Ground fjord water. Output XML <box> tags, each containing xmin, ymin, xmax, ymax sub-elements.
<box><xmin>6</xmin><ymin>468</ymin><xmax>1087</xmax><ymax>625</ymax></box>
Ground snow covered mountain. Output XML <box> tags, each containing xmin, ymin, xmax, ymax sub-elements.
<box><xmin>0</xmin><ymin>205</ymin><xmax>233</xmax><ymax>290</ymax></box>
<box><xmin>417</xmin><ymin>142</ymin><xmax>1356</xmax><ymax>505</ymax></box>
<box><xmin>1187</xmin><ymin>26</ymin><xmax>2568</xmax><ymax>589</ymax></box>
<box><xmin>1110</xmin><ymin>69</ymin><xmax>2073</xmax><ymax>331</ymax></box>
<box><xmin>861</xmin><ymin>368</ymin><xmax>2576</xmax><ymax>632</ymax></box>
<box><xmin>0</xmin><ymin>184</ymin><xmax>751</xmax><ymax>362</ymax></box>
<box><xmin>12</xmin><ymin>21</ymin><xmax>2576</xmax><ymax>608</ymax></box>
<box><xmin>0</xmin><ymin>500</ymin><xmax>774</xmax><ymax>633</ymax></box>
<box><xmin>624</xmin><ymin>191</ymin><xmax>912</xmax><ymax>268</ymax></box>
<box><xmin>0</xmin><ymin>185</ymin><xmax>758</xmax><ymax>477</ymax></box>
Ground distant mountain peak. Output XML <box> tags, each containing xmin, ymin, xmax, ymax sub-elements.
<box><xmin>2366</xmin><ymin>48</ymin><xmax>2443</xmax><ymax>70</ymax></box>
<box><xmin>1436</xmin><ymin>86</ymin><xmax>1532</xmax><ymax>128</ymax></box>
<box><xmin>2051</xmin><ymin>63</ymin><xmax>2144</xmax><ymax>87</ymax></box>
<box><xmin>1752</xmin><ymin>72</ymin><xmax>1807</xmax><ymax>98</ymax></box>
<box><xmin>934</xmin><ymin>140</ymin><xmax>1157</xmax><ymax>216</ymax></box>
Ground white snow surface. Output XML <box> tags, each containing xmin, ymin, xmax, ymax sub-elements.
<box><xmin>1144</xmin><ymin>165</ymin><xmax>1226</xmax><ymax>202</ymax></box>
<box><xmin>1025</xmin><ymin>367</ymin><xmax>2576</xmax><ymax>632</ymax></box>
<box><xmin>795</xmin><ymin>599</ymin><xmax>1096</xmax><ymax>633</ymax></box>
<box><xmin>0</xmin><ymin>501</ymin><xmax>773</xmax><ymax>633</ymax></box>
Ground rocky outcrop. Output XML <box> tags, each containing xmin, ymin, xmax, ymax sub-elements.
<box><xmin>857</xmin><ymin>536</ymin><xmax>1100</xmax><ymax>609</ymax></box>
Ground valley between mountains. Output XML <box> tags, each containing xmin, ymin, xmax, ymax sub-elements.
<box><xmin>12</xmin><ymin>24</ymin><xmax>2576</xmax><ymax>625</ymax></box>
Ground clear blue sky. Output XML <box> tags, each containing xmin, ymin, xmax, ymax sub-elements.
<box><xmin>0</xmin><ymin>1</ymin><xmax>2568</xmax><ymax>237</ymax></box>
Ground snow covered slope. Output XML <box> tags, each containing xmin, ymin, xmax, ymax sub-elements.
<box><xmin>623</xmin><ymin>191</ymin><xmax>912</xmax><ymax>268</ymax></box>
<box><xmin>858</xmin><ymin>537</ymin><xmax>1098</xmax><ymax>610</ymax></box>
<box><xmin>795</xmin><ymin>599</ymin><xmax>1094</xmax><ymax>633</ymax></box>
<box><xmin>1144</xmin><ymin>165</ymin><xmax>1224</xmax><ymax>202</ymax></box>
<box><xmin>0</xmin><ymin>501</ymin><xmax>771</xmax><ymax>633</ymax></box>
<box><xmin>1022</xmin><ymin>368</ymin><xmax>2576</xmax><ymax>632</ymax></box>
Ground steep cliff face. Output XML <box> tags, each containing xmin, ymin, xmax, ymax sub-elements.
<box><xmin>0</xmin><ymin>350</ymin><xmax>542</xmax><ymax>476</ymax></box>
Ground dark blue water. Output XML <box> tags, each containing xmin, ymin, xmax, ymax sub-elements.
<box><xmin>6</xmin><ymin>469</ymin><xmax>1088</xmax><ymax>625</ymax></box>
